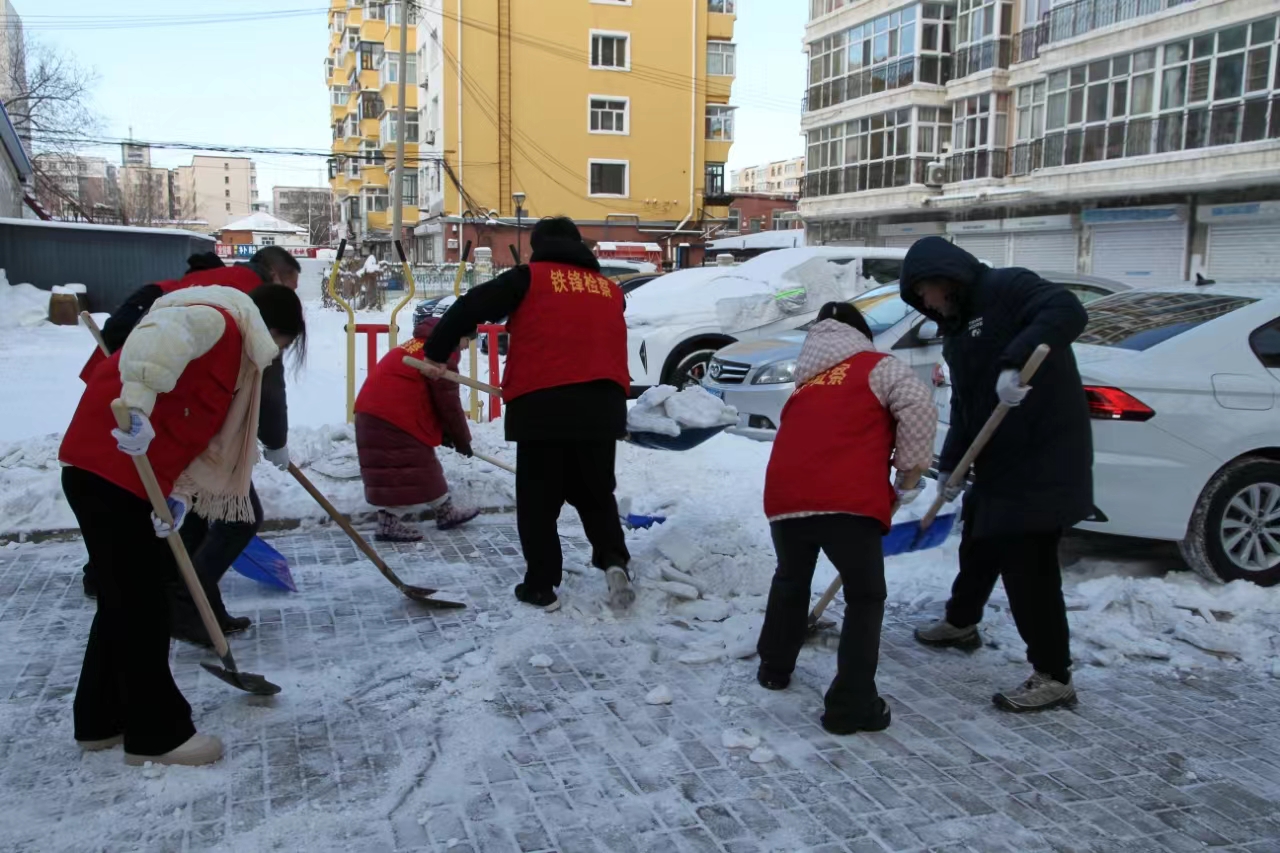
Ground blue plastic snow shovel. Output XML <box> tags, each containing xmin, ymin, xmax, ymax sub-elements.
<box><xmin>232</xmin><ymin>536</ymin><xmax>297</xmax><ymax>592</ymax></box>
<box><xmin>806</xmin><ymin>344</ymin><xmax>1051</xmax><ymax>633</ymax></box>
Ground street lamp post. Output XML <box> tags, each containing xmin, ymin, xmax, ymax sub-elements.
<box><xmin>512</xmin><ymin>191</ymin><xmax>526</xmax><ymax>264</ymax></box>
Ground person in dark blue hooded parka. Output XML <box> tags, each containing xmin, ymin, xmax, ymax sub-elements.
<box><xmin>899</xmin><ymin>236</ymin><xmax>1093</xmax><ymax>713</ymax></box>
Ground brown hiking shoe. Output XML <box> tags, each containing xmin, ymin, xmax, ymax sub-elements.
<box><xmin>993</xmin><ymin>672</ymin><xmax>1077</xmax><ymax>713</ymax></box>
<box><xmin>914</xmin><ymin>619</ymin><xmax>982</xmax><ymax>651</ymax></box>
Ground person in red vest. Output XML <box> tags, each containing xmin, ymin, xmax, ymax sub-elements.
<box><xmin>420</xmin><ymin>217</ymin><xmax>632</xmax><ymax>612</ymax></box>
<box><xmin>354</xmin><ymin>316</ymin><xmax>480</xmax><ymax>540</ymax></box>
<box><xmin>59</xmin><ymin>283</ymin><xmax>305</xmax><ymax>767</ymax></box>
<box><xmin>755</xmin><ymin>301</ymin><xmax>937</xmax><ymax>735</ymax></box>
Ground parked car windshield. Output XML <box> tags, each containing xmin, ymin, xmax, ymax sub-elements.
<box><xmin>852</xmin><ymin>285</ymin><xmax>914</xmax><ymax>334</ymax></box>
<box><xmin>1078</xmin><ymin>292</ymin><xmax>1257</xmax><ymax>351</ymax></box>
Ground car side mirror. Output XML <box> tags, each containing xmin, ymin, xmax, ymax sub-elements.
<box><xmin>917</xmin><ymin>320</ymin><xmax>940</xmax><ymax>341</ymax></box>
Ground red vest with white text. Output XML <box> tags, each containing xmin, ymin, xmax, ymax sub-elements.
<box><xmin>355</xmin><ymin>337</ymin><xmax>457</xmax><ymax>447</ymax></box>
<box><xmin>501</xmin><ymin>262</ymin><xmax>630</xmax><ymax>402</ymax></box>
<box><xmin>763</xmin><ymin>351</ymin><xmax>896</xmax><ymax>529</ymax></box>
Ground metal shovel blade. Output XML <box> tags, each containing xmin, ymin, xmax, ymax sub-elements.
<box><xmin>200</xmin><ymin>661</ymin><xmax>282</xmax><ymax>696</ymax></box>
<box><xmin>400</xmin><ymin>585</ymin><xmax>467</xmax><ymax>608</ymax></box>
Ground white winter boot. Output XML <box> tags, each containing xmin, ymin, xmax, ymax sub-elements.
<box><xmin>125</xmin><ymin>734</ymin><xmax>224</xmax><ymax>767</ymax></box>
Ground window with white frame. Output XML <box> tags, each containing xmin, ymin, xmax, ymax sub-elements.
<box><xmin>706</xmin><ymin>104</ymin><xmax>735</xmax><ymax>140</ymax></box>
<box><xmin>709</xmin><ymin>0</ymin><xmax>736</xmax><ymax>12</ymax></box>
<box><xmin>804</xmin><ymin>106</ymin><xmax>950</xmax><ymax>197</ymax></box>
<box><xmin>810</xmin><ymin>0</ymin><xmax>847</xmax><ymax>20</ymax></box>
<box><xmin>1013</xmin><ymin>17</ymin><xmax>1280</xmax><ymax>172</ymax></box>
<box><xmin>591</xmin><ymin>32</ymin><xmax>630</xmax><ymax>70</ymax></box>
<box><xmin>346</xmin><ymin>113</ymin><xmax>359</xmax><ymax>137</ymax></box>
<box><xmin>331</xmin><ymin>87</ymin><xmax>348</xmax><ymax>107</ymax></box>
<box><xmin>954</xmin><ymin>0</ymin><xmax>1013</xmax><ymax>78</ymax></box>
<box><xmin>727</xmin><ymin>208</ymin><xmax>741</xmax><ymax>231</ymax></box>
<box><xmin>325</xmin><ymin>58</ymin><xmax>335</xmax><ymax>79</ymax></box>
<box><xmin>346</xmin><ymin>29</ymin><xmax>359</xmax><ymax>52</ymax></box>
<box><xmin>363</xmin><ymin>188</ymin><xmax>390</xmax><ymax>213</ymax></box>
<box><xmin>360</xmin><ymin>42</ymin><xmax>383</xmax><ymax>71</ymax></box>
<box><xmin>707</xmin><ymin>42</ymin><xmax>736</xmax><ymax>76</ymax></box>
<box><xmin>388</xmin><ymin>170</ymin><xmax>419</xmax><ymax>205</ymax></box>
<box><xmin>589</xmin><ymin>97</ymin><xmax>629</xmax><ymax>133</ymax></box>
<box><xmin>949</xmin><ymin>92</ymin><xmax>1009</xmax><ymax>179</ymax></box>
<box><xmin>589</xmin><ymin>160</ymin><xmax>628</xmax><ymax>197</ymax></box>
<box><xmin>366</xmin><ymin>2</ymin><xmax>386</xmax><ymax>20</ymax></box>
<box><xmin>360</xmin><ymin>139</ymin><xmax>385</xmax><ymax>167</ymax></box>
<box><xmin>380</xmin><ymin>112</ymin><xmax>420</xmax><ymax>147</ymax></box>
<box><xmin>260</xmin><ymin>236</ymin><xmax>276</xmax><ymax>246</ymax></box>
<box><xmin>346</xmin><ymin>156</ymin><xmax>361</xmax><ymax>178</ymax></box>
<box><xmin>387</xmin><ymin>2</ymin><xmax>416</xmax><ymax>26</ymax></box>
<box><xmin>379</xmin><ymin>52</ymin><xmax>418</xmax><ymax>88</ymax></box>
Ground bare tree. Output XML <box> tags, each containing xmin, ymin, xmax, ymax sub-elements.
<box><xmin>4</xmin><ymin>37</ymin><xmax>100</xmax><ymax>154</ymax></box>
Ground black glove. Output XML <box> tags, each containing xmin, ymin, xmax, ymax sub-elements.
<box><xmin>455</xmin><ymin>440</ymin><xmax>474</xmax><ymax>458</ymax></box>
<box><xmin>441</xmin><ymin>435</ymin><xmax>454</xmax><ymax>449</ymax></box>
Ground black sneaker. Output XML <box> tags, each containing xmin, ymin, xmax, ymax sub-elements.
<box><xmin>821</xmin><ymin>697</ymin><xmax>892</xmax><ymax>735</ymax></box>
<box><xmin>514</xmin><ymin>583</ymin><xmax>560</xmax><ymax>612</ymax></box>
<box><xmin>221</xmin><ymin>616</ymin><xmax>252</xmax><ymax>635</ymax></box>
<box><xmin>756</xmin><ymin>665</ymin><xmax>791</xmax><ymax>691</ymax></box>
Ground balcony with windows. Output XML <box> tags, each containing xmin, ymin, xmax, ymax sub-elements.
<box><xmin>999</xmin><ymin>19</ymin><xmax>1280</xmax><ymax>198</ymax></box>
<box><xmin>1011</xmin><ymin>0</ymin><xmax>1199</xmax><ymax>66</ymax></box>
<box><xmin>708</xmin><ymin>0</ymin><xmax>736</xmax><ymax>40</ymax></box>
<box><xmin>799</xmin><ymin>105</ymin><xmax>953</xmax><ymax>215</ymax></box>
<box><xmin>704</xmin><ymin>163</ymin><xmax>734</xmax><ymax>206</ymax></box>
<box><xmin>705</xmin><ymin>104</ymin><xmax>737</xmax><ymax>162</ymax></box>
<box><xmin>950</xmin><ymin>0</ymin><xmax>1014</xmax><ymax>81</ymax></box>
<box><xmin>804</xmin><ymin>3</ymin><xmax>957</xmax><ymax>120</ymax></box>
<box><xmin>378</xmin><ymin>51</ymin><xmax>419</xmax><ymax>109</ymax></box>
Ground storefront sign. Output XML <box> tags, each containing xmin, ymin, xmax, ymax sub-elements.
<box><xmin>1081</xmin><ymin>205</ymin><xmax>1186</xmax><ymax>225</ymax></box>
<box><xmin>1003</xmin><ymin>214</ymin><xmax>1075</xmax><ymax>232</ymax></box>
<box><xmin>945</xmin><ymin>218</ymin><xmax>1002</xmax><ymax>234</ymax></box>
<box><xmin>1196</xmin><ymin>201</ymin><xmax>1280</xmax><ymax>223</ymax></box>
<box><xmin>879</xmin><ymin>221</ymin><xmax>945</xmax><ymax>237</ymax></box>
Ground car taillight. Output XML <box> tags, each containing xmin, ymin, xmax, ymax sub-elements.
<box><xmin>931</xmin><ymin>363</ymin><xmax>948</xmax><ymax>387</ymax></box>
<box><xmin>1084</xmin><ymin>386</ymin><xmax>1155</xmax><ymax>421</ymax></box>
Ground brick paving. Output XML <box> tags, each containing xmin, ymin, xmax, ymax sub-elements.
<box><xmin>1</xmin><ymin>519</ymin><xmax>1279</xmax><ymax>852</ymax></box>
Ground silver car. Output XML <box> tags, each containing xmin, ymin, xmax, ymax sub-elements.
<box><xmin>703</xmin><ymin>274</ymin><xmax>1128</xmax><ymax>441</ymax></box>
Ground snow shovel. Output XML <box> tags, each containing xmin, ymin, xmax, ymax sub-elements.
<box><xmin>286</xmin><ymin>463</ymin><xmax>465</xmax><ymax>608</ymax></box>
<box><xmin>806</xmin><ymin>344</ymin><xmax>1051</xmax><ymax>634</ymax></box>
<box><xmin>231</xmin><ymin>537</ymin><xmax>296</xmax><ymax>592</ymax></box>
<box><xmin>109</xmin><ymin>400</ymin><xmax>282</xmax><ymax>696</ymax></box>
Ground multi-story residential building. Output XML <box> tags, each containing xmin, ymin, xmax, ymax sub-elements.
<box><xmin>799</xmin><ymin>0</ymin><xmax>1280</xmax><ymax>281</ymax></box>
<box><xmin>273</xmin><ymin>185</ymin><xmax>337</xmax><ymax>245</ymax></box>
<box><xmin>326</xmin><ymin>0</ymin><xmax>421</xmax><ymax>255</ymax></box>
<box><xmin>173</xmin><ymin>155</ymin><xmax>257</xmax><ymax>231</ymax></box>
<box><xmin>731</xmin><ymin>156</ymin><xmax>806</xmax><ymax>195</ymax></box>
<box><xmin>31</xmin><ymin>155</ymin><xmax>120</xmax><ymax>222</ymax></box>
<box><xmin>327</xmin><ymin>0</ymin><xmax>736</xmax><ymax>264</ymax></box>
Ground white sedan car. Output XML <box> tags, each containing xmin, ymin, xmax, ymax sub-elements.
<box><xmin>936</xmin><ymin>282</ymin><xmax>1280</xmax><ymax>586</ymax></box>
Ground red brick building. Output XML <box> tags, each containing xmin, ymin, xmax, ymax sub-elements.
<box><xmin>722</xmin><ymin>193</ymin><xmax>801</xmax><ymax>236</ymax></box>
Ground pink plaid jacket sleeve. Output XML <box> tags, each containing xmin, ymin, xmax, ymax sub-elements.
<box><xmin>868</xmin><ymin>356</ymin><xmax>938</xmax><ymax>473</ymax></box>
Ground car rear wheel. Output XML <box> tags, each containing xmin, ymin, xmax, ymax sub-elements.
<box><xmin>1179</xmin><ymin>457</ymin><xmax>1280</xmax><ymax>587</ymax></box>
<box><xmin>667</xmin><ymin>349</ymin><xmax>717</xmax><ymax>389</ymax></box>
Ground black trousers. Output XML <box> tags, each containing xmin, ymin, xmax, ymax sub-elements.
<box><xmin>945</xmin><ymin>512</ymin><xmax>1072</xmax><ymax>683</ymax></box>
<box><xmin>515</xmin><ymin>439</ymin><xmax>630</xmax><ymax>591</ymax></box>
<box><xmin>757</xmin><ymin>514</ymin><xmax>886</xmax><ymax>720</ymax></box>
<box><xmin>169</xmin><ymin>483</ymin><xmax>263</xmax><ymax>628</ymax></box>
<box><xmin>62</xmin><ymin>467</ymin><xmax>196</xmax><ymax>756</ymax></box>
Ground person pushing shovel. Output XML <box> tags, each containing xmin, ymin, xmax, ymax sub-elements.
<box><xmin>755</xmin><ymin>301</ymin><xmax>937</xmax><ymax>735</ymax></box>
<box><xmin>900</xmin><ymin>236</ymin><xmax>1093</xmax><ymax>712</ymax></box>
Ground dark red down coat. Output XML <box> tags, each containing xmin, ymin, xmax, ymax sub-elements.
<box><xmin>354</xmin><ymin>318</ymin><xmax>470</xmax><ymax>508</ymax></box>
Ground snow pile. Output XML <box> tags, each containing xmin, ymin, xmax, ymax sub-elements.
<box><xmin>626</xmin><ymin>385</ymin><xmax>738</xmax><ymax>437</ymax></box>
<box><xmin>0</xmin><ymin>270</ymin><xmax>50</xmax><ymax>329</ymax></box>
<box><xmin>52</xmin><ymin>283</ymin><xmax>87</xmax><ymax>296</ymax></box>
<box><xmin>714</xmin><ymin>254</ymin><xmax>865</xmax><ymax>334</ymax></box>
<box><xmin>360</xmin><ymin>254</ymin><xmax>380</xmax><ymax>275</ymax></box>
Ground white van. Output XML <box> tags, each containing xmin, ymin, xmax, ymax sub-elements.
<box><xmin>625</xmin><ymin>247</ymin><xmax>908</xmax><ymax>393</ymax></box>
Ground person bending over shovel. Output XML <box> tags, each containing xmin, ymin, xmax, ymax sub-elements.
<box><xmin>354</xmin><ymin>316</ymin><xmax>480</xmax><ymax>540</ymax></box>
<box><xmin>419</xmin><ymin>216</ymin><xmax>633</xmax><ymax>612</ymax></box>
<box><xmin>58</xmin><ymin>284</ymin><xmax>305</xmax><ymax>767</ymax></box>
<box><xmin>900</xmin><ymin>236</ymin><xmax>1092</xmax><ymax>713</ymax></box>
<box><xmin>756</xmin><ymin>301</ymin><xmax>937</xmax><ymax>735</ymax></box>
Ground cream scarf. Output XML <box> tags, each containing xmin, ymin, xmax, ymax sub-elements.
<box><xmin>151</xmin><ymin>286</ymin><xmax>280</xmax><ymax>523</ymax></box>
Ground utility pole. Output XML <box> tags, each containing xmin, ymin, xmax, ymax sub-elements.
<box><xmin>391</xmin><ymin>0</ymin><xmax>410</xmax><ymax>257</ymax></box>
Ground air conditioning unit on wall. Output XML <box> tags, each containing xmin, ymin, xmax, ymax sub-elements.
<box><xmin>925</xmin><ymin>161</ymin><xmax>946</xmax><ymax>188</ymax></box>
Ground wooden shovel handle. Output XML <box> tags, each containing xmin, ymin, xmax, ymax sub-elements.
<box><xmin>109</xmin><ymin>399</ymin><xmax>231</xmax><ymax>658</ymax></box>
<box><xmin>286</xmin><ymin>463</ymin><xmax>405</xmax><ymax>589</ymax></box>
<box><xmin>402</xmin><ymin>355</ymin><xmax>501</xmax><ymax>397</ymax></box>
<box><xmin>919</xmin><ymin>343</ymin><xmax>1051</xmax><ymax>529</ymax></box>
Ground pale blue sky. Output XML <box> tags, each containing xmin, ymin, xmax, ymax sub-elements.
<box><xmin>18</xmin><ymin>0</ymin><xmax>805</xmax><ymax>198</ymax></box>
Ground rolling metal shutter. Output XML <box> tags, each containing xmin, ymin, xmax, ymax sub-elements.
<box><xmin>884</xmin><ymin>235</ymin><xmax>921</xmax><ymax>249</ymax></box>
<box><xmin>1010</xmin><ymin>230</ymin><xmax>1078</xmax><ymax>273</ymax></box>
<box><xmin>1090</xmin><ymin>223</ymin><xmax>1187</xmax><ymax>284</ymax></box>
<box><xmin>1208</xmin><ymin>223</ymin><xmax>1280</xmax><ymax>280</ymax></box>
<box><xmin>952</xmin><ymin>233</ymin><xmax>1009</xmax><ymax>266</ymax></box>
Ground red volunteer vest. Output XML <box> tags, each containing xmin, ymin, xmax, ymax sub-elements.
<box><xmin>501</xmin><ymin>262</ymin><xmax>630</xmax><ymax>402</ymax></box>
<box><xmin>354</xmin><ymin>337</ymin><xmax>456</xmax><ymax>447</ymax></box>
<box><xmin>78</xmin><ymin>266</ymin><xmax>265</xmax><ymax>383</ymax></box>
<box><xmin>60</xmin><ymin>307</ymin><xmax>244</xmax><ymax>500</ymax></box>
<box><xmin>763</xmin><ymin>351</ymin><xmax>897</xmax><ymax>529</ymax></box>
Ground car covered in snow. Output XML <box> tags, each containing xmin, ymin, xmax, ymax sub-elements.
<box><xmin>625</xmin><ymin>247</ymin><xmax>909</xmax><ymax>394</ymax></box>
<box><xmin>934</xmin><ymin>281</ymin><xmax>1280</xmax><ymax>587</ymax></box>
<box><xmin>704</xmin><ymin>273</ymin><xmax>1126</xmax><ymax>440</ymax></box>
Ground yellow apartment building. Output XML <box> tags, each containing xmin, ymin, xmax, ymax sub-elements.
<box><xmin>328</xmin><ymin>0</ymin><xmax>737</xmax><ymax>264</ymax></box>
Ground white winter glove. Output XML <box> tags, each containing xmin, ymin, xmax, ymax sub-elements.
<box><xmin>263</xmin><ymin>445</ymin><xmax>291</xmax><ymax>471</ymax></box>
<box><xmin>152</xmin><ymin>495</ymin><xmax>189</xmax><ymax>539</ymax></box>
<box><xmin>893</xmin><ymin>472</ymin><xmax>923</xmax><ymax>506</ymax></box>
<box><xmin>995</xmin><ymin>368</ymin><xmax>1030</xmax><ymax>407</ymax></box>
<box><xmin>936</xmin><ymin>472</ymin><xmax>966</xmax><ymax>503</ymax></box>
<box><xmin>111</xmin><ymin>409</ymin><xmax>156</xmax><ymax>457</ymax></box>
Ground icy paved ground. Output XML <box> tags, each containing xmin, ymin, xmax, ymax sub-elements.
<box><xmin>2</xmin><ymin>521</ymin><xmax>1280</xmax><ymax>853</ymax></box>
